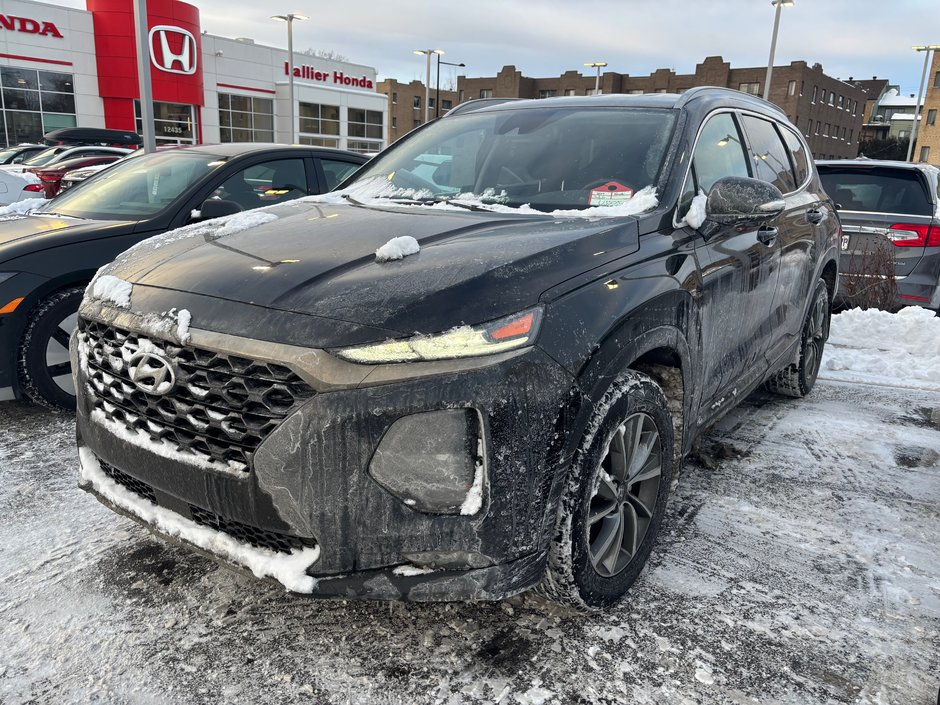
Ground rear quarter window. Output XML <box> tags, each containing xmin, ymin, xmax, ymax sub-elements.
<box><xmin>818</xmin><ymin>167</ymin><xmax>932</xmax><ymax>215</ymax></box>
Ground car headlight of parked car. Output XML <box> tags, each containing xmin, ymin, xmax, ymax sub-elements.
<box><xmin>334</xmin><ymin>307</ymin><xmax>543</xmax><ymax>364</ymax></box>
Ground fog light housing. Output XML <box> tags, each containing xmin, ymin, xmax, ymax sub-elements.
<box><xmin>369</xmin><ymin>409</ymin><xmax>485</xmax><ymax>514</ymax></box>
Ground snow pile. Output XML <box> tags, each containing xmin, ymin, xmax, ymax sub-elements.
<box><xmin>20</xmin><ymin>170</ymin><xmax>41</xmax><ymax>185</ymax></box>
<box><xmin>90</xmin><ymin>275</ymin><xmax>133</xmax><ymax>309</ymax></box>
<box><xmin>820</xmin><ymin>306</ymin><xmax>940</xmax><ymax>391</ymax></box>
<box><xmin>375</xmin><ymin>235</ymin><xmax>420</xmax><ymax>262</ymax></box>
<box><xmin>78</xmin><ymin>446</ymin><xmax>321</xmax><ymax>593</ymax></box>
<box><xmin>0</xmin><ymin>197</ymin><xmax>47</xmax><ymax>217</ymax></box>
<box><xmin>459</xmin><ymin>462</ymin><xmax>485</xmax><ymax>516</ymax></box>
<box><xmin>681</xmin><ymin>190</ymin><xmax>708</xmax><ymax>229</ymax></box>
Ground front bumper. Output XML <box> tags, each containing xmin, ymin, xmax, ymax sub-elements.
<box><xmin>74</xmin><ymin>308</ymin><xmax>574</xmax><ymax>600</ymax></box>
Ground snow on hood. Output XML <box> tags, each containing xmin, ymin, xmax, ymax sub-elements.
<box><xmin>0</xmin><ymin>197</ymin><xmax>47</xmax><ymax>219</ymax></box>
<box><xmin>820</xmin><ymin>306</ymin><xmax>940</xmax><ymax>391</ymax></box>
<box><xmin>375</xmin><ymin>235</ymin><xmax>420</xmax><ymax>262</ymax></box>
<box><xmin>300</xmin><ymin>176</ymin><xmax>659</xmax><ymax>220</ymax></box>
<box><xmin>89</xmin><ymin>275</ymin><xmax>132</xmax><ymax>309</ymax></box>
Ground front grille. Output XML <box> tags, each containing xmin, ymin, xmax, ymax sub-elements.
<box><xmin>100</xmin><ymin>460</ymin><xmax>157</xmax><ymax>505</ymax></box>
<box><xmin>189</xmin><ymin>505</ymin><xmax>317</xmax><ymax>554</ymax></box>
<box><xmin>79</xmin><ymin>317</ymin><xmax>316</xmax><ymax>473</ymax></box>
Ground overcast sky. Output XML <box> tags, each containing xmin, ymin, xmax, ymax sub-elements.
<box><xmin>61</xmin><ymin>0</ymin><xmax>940</xmax><ymax>95</ymax></box>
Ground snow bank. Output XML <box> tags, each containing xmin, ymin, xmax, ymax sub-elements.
<box><xmin>78</xmin><ymin>446</ymin><xmax>321</xmax><ymax>593</ymax></box>
<box><xmin>375</xmin><ymin>235</ymin><xmax>420</xmax><ymax>262</ymax></box>
<box><xmin>820</xmin><ymin>306</ymin><xmax>940</xmax><ymax>391</ymax></box>
<box><xmin>90</xmin><ymin>275</ymin><xmax>133</xmax><ymax>309</ymax></box>
<box><xmin>0</xmin><ymin>197</ymin><xmax>47</xmax><ymax>217</ymax></box>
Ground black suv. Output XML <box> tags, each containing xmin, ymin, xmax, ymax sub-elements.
<box><xmin>74</xmin><ymin>89</ymin><xmax>838</xmax><ymax>609</ymax></box>
<box><xmin>0</xmin><ymin>144</ymin><xmax>367</xmax><ymax>410</ymax></box>
<box><xmin>817</xmin><ymin>159</ymin><xmax>940</xmax><ymax>312</ymax></box>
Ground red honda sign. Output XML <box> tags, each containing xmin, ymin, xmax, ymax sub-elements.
<box><xmin>0</xmin><ymin>15</ymin><xmax>64</xmax><ymax>38</ymax></box>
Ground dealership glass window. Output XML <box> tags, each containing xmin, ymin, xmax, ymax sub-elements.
<box><xmin>298</xmin><ymin>136</ymin><xmax>339</xmax><ymax>148</ymax></box>
<box><xmin>348</xmin><ymin>139</ymin><xmax>383</xmax><ymax>154</ymax></box>
<box><xmin>0</xmin><ymin>66</ymin><xmax>76</xmax><ymax>146</ymax></box>
<box><xmin>348</xmin><ymin>108</ymin><xmax>383</xmax><ymax>141</ymax></box>
<box><xmin>135</xmin><ymin>100</ymin><xmax>196</xmax><ymax>144</ymax></box>
<box><xmin>218</xmin><ymin>93</ymin><xmax>274</xmax><ymax>143</ymax></box>
<box><xmin>299</xmin><ymin>102</ymin><xmax>340</xmax><ymax>138</ymax></box>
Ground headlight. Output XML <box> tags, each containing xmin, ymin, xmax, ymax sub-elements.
<box><xmin>334</xmin><ymin>307</ymin><xmax>543</xmax><ymax>364</ymax></box>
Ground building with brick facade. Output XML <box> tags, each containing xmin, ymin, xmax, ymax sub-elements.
<box><xmin>377</xmin><ymin>79</ymin><xmax>457</xmax><ymax>144</ymax></box>
<box><xmin>455</xmin><ymin>56</ymin><xmax>868</xmax><ymax>160</ymax></box>
<box><xmin>914</xmin><ymin>50</ymin><xmax>940</xmax><ymax>166</ymax></box>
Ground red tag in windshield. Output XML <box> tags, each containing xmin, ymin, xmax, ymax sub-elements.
<box><xmin>589</xmin><ymin>182</ymin><xmax>634</xmax><ymax>207</ymax></box>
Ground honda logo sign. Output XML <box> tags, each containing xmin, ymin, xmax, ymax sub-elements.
<box><xmin>148</xmin><ymin>25</ymin><xmax>197</xmax><ymax>75</ymax></box>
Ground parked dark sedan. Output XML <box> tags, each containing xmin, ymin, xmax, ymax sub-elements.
<box><xmin>0</xmin><ymin>144</ymin><xmax>368</xmax><ymax>409</ymax></box>
<box><xmin>74</xmin><ymin>89</ymin><xmax>838</xmax><ymax>609</ymax></box>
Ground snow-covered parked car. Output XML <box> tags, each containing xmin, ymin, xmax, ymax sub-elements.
<box><xmin>0</xmin><ymin>144</ymin><xmax>367</xmax><ymax>409</ymax></box>
<box><xmin>74</xmin><ymin>88</ymin><xmax>839</xmax><ymax>609</ymax></box>
<box><xmin>0</xmin><ymin>145</ymin><xmax>132</xmax><ymax>206</ymax></box>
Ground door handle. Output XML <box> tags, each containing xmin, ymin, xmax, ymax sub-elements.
<box><xmin>807</xmin><ymin>208</ymin><xmax>824</xmax><ymax>224</ymax></box>
<box><xmin>757</xmin><ymin>226</ymin><xmax>778</xmax><ymax>245</ymax></box>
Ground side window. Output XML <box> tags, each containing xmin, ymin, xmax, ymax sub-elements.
<box><xmin>690</xmin><ymin>112</ymin><xmax>751</xmax><ymax>195</ymax></box>
<box><xmin>779</xmin><ymin>126</ymin><xmax>810</xmax><ymax>187</ymax></box>
<box><xmin>740</xmin><ymin>115</ymin><xmax>796</xmax><ymax>193</ymax></box>
<box><xmin>217</xmin><ymin>158</ymin><xmax>307</xmax><ymax>210</ymax></box>
<box><xmin>320</xmin><ymin>158</ymin><xmax>362</xmax><ymax>191</ymax></box>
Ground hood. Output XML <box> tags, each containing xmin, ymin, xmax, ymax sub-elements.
<box><xmin>102</xmin><ymin>200</ymin><xmax>641</xmax><ymax>341</ymax></box>
<box><xmin>0</xmin><ymin>213</ymin><xmax>136</xmax><ymax>255</ymax></box>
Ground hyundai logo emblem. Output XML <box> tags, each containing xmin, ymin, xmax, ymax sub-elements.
<box><xmin>127</xmin><ymin>352</ymin><xmax>176</xmax><ymax>395</ymax></box>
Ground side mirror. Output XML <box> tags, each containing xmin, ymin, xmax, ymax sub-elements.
<box><xmin>197</xmin><ymin>198</ymin><xmax>243</xmax><ymax>220</ymax></box>
<box><xmin>700</xmin><ymin>176</ymin><xmax>784</xmax><ymax>237</ymax></box>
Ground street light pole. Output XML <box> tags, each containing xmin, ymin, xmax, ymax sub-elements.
<box><xmin>133</xmin><ymin>0</ymin><xmax>156</xmax><ymax>152</ymax></box>
<box><xmin>414</xmin><ymin>49</ymin><xmax>443</xmax><ymax>123</ymax></box>
<box><xmin>584</xmin><ymin>62</ymin><xmax>607</xmax><ymax>94</ymax></box>
<box><xmin>271</xmin><ymin>13</ymin><xmax>308</xmax><ymax>144</ymax></box>
<box><xmin>436</xmin><ymin>57</ymin><xmax>465</xmax><ymax>118</ymax></box>
<box><xmin>764</xmin><ymin>0</ymin><xmax>794</xmax><ymax>101</ymax></box>
<box><xmin>906</xmin><ymin>45</ymin><xmax>940</xmax><ymax>162</ymax></box>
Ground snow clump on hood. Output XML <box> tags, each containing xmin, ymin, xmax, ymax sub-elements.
<box><xmin>89</xmin><ymin>275</ymin><xmax>133</xmax><ymax>309</ymax></box>
<box><xmin>375</xmin><ymin>235</ymin><xmax>420</xmax><ymax>262</ymax></box>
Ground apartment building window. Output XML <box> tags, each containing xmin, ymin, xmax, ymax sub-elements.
<box><xmin>218</xmin><ymin>94</ymin><xmax>274</xmax><ymax>143</ymax></box>
<box><xmin>815</xmin><ymin>121</ymin><xmax>821</xmax><ymax>135</ymax></box>
<box><xmin>298</xmin><ymin>102</ymin><xmax>339</xmax><ymax>147</ymax></box>
<box><xmin>824</xmin><ymin>123</ymin><xmax>830</xmax><ymax>136</ymax></box>
<box><xmin>392</xmin><ymin>92</ymin><xmax>397</xmax><ymax>104</ymax></box>
<box><xmin>627</xmin><ymin>89</ymin><xmax>643</xmax><ymax>95</ymax></box>
<box><xmin>586</xmin><ymin>88</ymin><xmax>600</xmax><ymax>95</ymax></box>
<box><xmin>564</xmin><ymin>88</ymin><xmax>576</xmax><ymax>96</ymax></box>
<box><xmin>928</xmin><ymin>109</ymin><xmax>938</xmax><ymax>126</ymax></box>
<box><xmin>348</xmin><ymin>140</ymin><xmax>383</xmax><ymax>155</ymax></box>
<box><xmin>848</xmin><ymin>129</ymin><xmax>853</xmax><ymax>143</ymax></box>
<box><xmin>428</xmin><ymin>97</ymin><xmax>436</xmax><ymax>109</ymax></box>
<box><xmin>413</xmin><ymin>119</ymin><xmax>421</xmax><ymax>128</ymax></box>
<box><xmin>459</xmin><ymin>90</ymin><xmax>465</xmax><ymax>102</ymax></box>
<box><xmin>852</xmin><ymin>100</ymin><xmax>858</xmax><ymax>115</ymax></box>
<box><xmin>800</xmin><ymin>81</ymin><xmax>804</xmax><ymax>96</ymax></box>
<box><xmin>538</xmin><ymin>89</ymin><xmax>557</xmax><ymax>99</ymax></box>
<box><xmin>920</xmin><ymin>146</ymin><xmax>930</xmax><ymax>162</ymax></box>
<box><xmin>837</xmin><ymin>95</ymin><xmax>844</xmax><ymax>109</ymax></box>
<box><xmin>934</xmin><ymin>71</ymin><xmax>940</xmax><ymax>88</ymax></box>
<box><xmin>811</xmin><ymin>85</ymin><xmax>818</xmax><ymax>103</ymax></box>
<box><xmin>841</xmin><ymin>126</ymin><xmax>846</xmax><ymax>140</ymax></box>
<box><xmin>787</xmin><ymin>80</ymin><xmax>797</xmax><ymax>96</ymax></box>
<box><xmin>828</xmin><ymin>92</ymin><xmax>835</xmax><ymax>106</ymax></box>
<box><xmin>413</xmin><ymin>96</ymin><xmax>421</xmax><ymax>109</ymax></box>
<box><xmin>655</xmin><ymin>88</ymin><xmax>667</xmax><ymax>93</ymax></box>
<box><xmin>479</xmin><ymin>89</ymin><xmax>493</xmax><ymax>99</ymax></box>
<box><xmin>738</xmin><ymin>82</ymin><xmax>760</xmax><ymax>95</ymax></box>
<box><xmin>442</xmin><ymin>99</ymin><xmax>453</xmax><ymax>110</ymax></box>
<box><xmin>1</xmin><ymin>66</ymin><xmax>77</xmax><ymax>145</ymax></box>
<box><xmin>391</xmin><ymin>116</ymin><xmax>397</xmax><ymax>129</ymax></box>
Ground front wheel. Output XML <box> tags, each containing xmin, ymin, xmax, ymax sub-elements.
<box><xmin>539</xmin><ymin>372</ymin><xmax>675</xmax><ymax>610</ymax></box>
<box><xmin>17</xmin><ymin>287</ymin><xmax>84</xmax><ymax>411</ymax></box>
<box><xmin>766</xmin><ymin>278</ymin><xmax>830</xmax><ymax>398</ymax></box>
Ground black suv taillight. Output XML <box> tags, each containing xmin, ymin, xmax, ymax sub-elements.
<box><xmin>888</xmin><ymin>223</ymin><xmax>940</xmax><ymax>247</ymax></box>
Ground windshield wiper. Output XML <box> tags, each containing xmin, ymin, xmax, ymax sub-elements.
<box><xmin>28</xmin><ymin>210</ymin><xmax>85</xmax><ymax>219</ymax></box>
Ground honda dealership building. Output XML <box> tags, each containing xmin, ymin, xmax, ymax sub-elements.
<box><xmin>0</xmin><ymin>0</ymin><xmax>387</xmax><ymax>152</ymax></box>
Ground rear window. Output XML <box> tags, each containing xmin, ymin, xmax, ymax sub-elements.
<box><xmin>818</xmin><ymin>166</ymin><xmax>933</xmax><ymax>216</ymax></box>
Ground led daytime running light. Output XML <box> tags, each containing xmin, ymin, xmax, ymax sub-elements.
<box><xmin>336</xmin><ymin>307</ymin><xmax>543</xmax><ymax>364</ymax></box>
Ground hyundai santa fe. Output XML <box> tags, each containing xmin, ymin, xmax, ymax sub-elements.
<box><xmin>73</xmin><ymin>88</ymin><xmax>839</xmax><ymax>609</ymax></box>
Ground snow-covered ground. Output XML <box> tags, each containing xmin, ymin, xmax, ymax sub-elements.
<box><xmin>0</xmin><ymin>308</ymin><xmax>938</xmax><ymax>704</ymax></box>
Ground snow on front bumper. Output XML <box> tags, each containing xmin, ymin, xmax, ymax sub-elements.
<box><xmin>78</xmin><ymin>446</ymin><xmax>321</xmax><ymax>593</ymax></box>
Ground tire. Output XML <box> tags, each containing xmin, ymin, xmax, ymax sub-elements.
<box><xmin>766</xmin><ymin>278</ymin><xmax>830</xmax><ymax>398</ymax></box>
<box><xmin>539</xmin><ymin>371</ymin><xmax>675</xmax><ymax>610</ymax></box>
<box><xmin>17</xmin><ymin>287</ymin><xmax>84</xmax><ymax>411</ymax></box>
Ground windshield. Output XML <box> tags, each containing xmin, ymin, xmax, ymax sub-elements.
<box><xmin>347</xmin><ymin>106</ymin><xmax>676</xmax><ymax>211</ymax></box>
<box><xmin>35</xmin><ymin>150</ymin><xmax>226</xmax><ymax>220</ymax></box>
<box><xmin>22</xmin><ymin>146</ymin><xmax>65</xmax><ymax>167</ymax></box>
